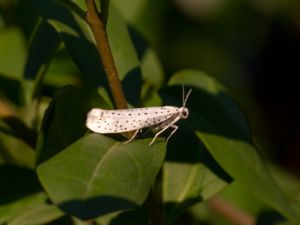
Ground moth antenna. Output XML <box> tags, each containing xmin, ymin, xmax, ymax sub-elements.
<box><xmin>183</xmin><ymin>89</ymin><xmax>192</xmax><ymax>107</ymax></box>
<box><xmin>182</xmin><ymin>85</ymin><xmax>185</xmax><ymax>106</ymax></box>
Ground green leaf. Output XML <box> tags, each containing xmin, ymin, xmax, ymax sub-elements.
<box><xmin>0</xmin><ymin>133</ymin><xmax>35</xmax><ymax>167</ymax></box>
<box><xmin>32</xmin><ymin>0</ymin><xmax>106</xmax><ymax>87</ymax></box>
<box><xmin>56</xmin><ymin>0</ymin><xmax>86</xmax><ymax>19</ymax></box>
<box><xmin>0</xmin><ymin>27</ymin><xmax>26</xmax><ymax>105</ymax></box>
<box><xmin>0</xmin><ymin>191</ymin><xmax>63</xmax><ymax>225</ymax></box>
<box><xmin>24</xmin><ymin>20</ymin><xmax>60</xmax><ymax>81</ymax></box>
<box><xmin>106</xmin><ymin>4</ymin><xmax>139</xmax><ymax>81</ymax></box>
<box><xmin>0</xmin><ymin>27</ymin><xmax>26</xmax><ymax>80</ymax></box>
<box><xmin>167</xmin><ymin>69</ymin><xmax>300</xmax><ymax>224</ymax></box>
<box><xmin>22</xmin><ymin>20</ymin><xmax>60</xmax><ymax>105</ymax></box>
<box><xmin>99</xmin><ymin>0</ymin><xmax>110</xmax><ymax>22</ymax></box>
<box><xmin>168</xmin><ymin>69</ymin><xmax>251</xmax><ymax>141</ymax></box>
<box><xmin>32</xmin><ymin>0</ymin><xmax>141</xmax><ymax>97</ymax></box>
<box><xmin>0</xmin><ymin>193</ymin><xmax>47</xmax><ymax>224</ymax></box>
<box><xmin>163</xmin><ymin>125</ymin><xmax>229</xmax><ymax>224</ymax></box>
<box><xmin>7</xmin><ymin>202</ymin><xmax>64</xmax><ymax>225</ymax></box>
<box><xmin>37</xmin><ymin>134</ymin><xmax>166</xmax><ymax>219</ymax></box>
<box><xmin>36</xmin><ymin>85</ymin><xmax>107</xmax><ymax>164</ymax></box>
<box><xmin>128</xmin><ymin>29</ymin><xmax>164</xmax><ymax>106</ymax></box>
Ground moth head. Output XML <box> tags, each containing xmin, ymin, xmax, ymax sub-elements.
<box><xmin>180</xmin><ymin>107</ymin><xmax>189</xmax><ymax>119</ymax></box>
<box><xmin>180</xmin><ymin>86</ymin><xmax>191</xmax><ymax>119</ymax></box>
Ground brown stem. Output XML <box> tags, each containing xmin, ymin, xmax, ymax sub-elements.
<box><xmin>85</xmin><ymin>0</ymin><xmax>127</xmax><ymax>109</ymax></box>
<box><xmin>208</xmin><ymin>196</ymin><xmax>255</xmax><ymax>225</ymax></box>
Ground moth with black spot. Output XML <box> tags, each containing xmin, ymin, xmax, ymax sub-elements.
<box><xmin>86</xmin><ymin>89</ymin><xmax>192</xmax><ymax>146</ymax></box>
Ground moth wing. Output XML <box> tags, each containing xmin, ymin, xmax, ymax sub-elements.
<box><xmin>86</xmin><ymin>107</ymin><xmax>178</xmax><ymax>134</ymax></box>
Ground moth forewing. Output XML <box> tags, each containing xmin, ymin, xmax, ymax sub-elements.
<box><xmin>86</xmin><ymin>106</ymin><xmax>179</xmax><ymax>134</ymax></box>
<box><xmin>86</xmin><ymin>88</ymin><xmax>192</xmax><ymax>145</ymax></box>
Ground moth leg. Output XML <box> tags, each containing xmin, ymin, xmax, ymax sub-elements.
<box><xmin>166</xmin><ymin>125</ymin><xmax>178</xmax><ymax>144</ymax></box>
<box><xmin>123</xmin><ymin>129</ymin><xmax>140</xmax><ymax>144</ymax></box>
<box><xmin>148</xmin><ymin>117</ymin><xmax>180</xmax><ymax>146</ymax></box>
<box><xmin>148</xmin><ymin>126</ymin><xmax>170</xmax><ymax>146</ymax></box>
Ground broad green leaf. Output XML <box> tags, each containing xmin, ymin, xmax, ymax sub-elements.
<box><xmin>128</xmin><ymin>29</ymin><xmax>164</xmax><ymax>106</ymax></box>
<box><xmin>0</xmin><ymin>190</ymin><xmax>63</xmax><ymax>225</ymax></box>
<box><xmin>0</xmin><ymin>193</ymin><xmax>47</xmax><ymax>224</ymax></box>
<box><xmin>0</xmin><ymin>27</ymin><xmax>26</xmax><ymax>105</ymax></box>
<box><xmin>37</xmin><ymin>134</ymin><xmax>166</xmax><ymax>219</ymax></box>
<box><xmin>111</xmin><ymin>0</ymin><xmax>164</xmax><ymax>43</ymax></box>
<box><xmin>36</xmin><ymin>85</ymin><xmax>107</xmax><ymax>164</ymax></box>
<box><xmin>168</xmin><ymin>69</ymin><xmax>251</xmax><ymax>141</ymax></box>
<box><xmin>167</xmin><ymin>69</ymin><xmax>300</xmax><ymax>224</ymax></box>
<box><xmin>0</xmin><ymin>132</ymin><xmax>35</xmax><ymax>168</ymax></box>
<box><xmin>162</xmin><ymin>125</ymin><xmax>229</xmax><ymax>224</ymax></box>
<box><xmin>106</xmin><ymin>4</ymin><xmax>139</xmax><ymax>80</ymax></box>
<box><xmin>0</xmin><ymin>27</ymin><xmax>26</xmax><ymax>80</ymax></box>
<box><xmin>7</xmin><ymin>202</ymin><xmax>64</xmax><ymax>225</ymax></box>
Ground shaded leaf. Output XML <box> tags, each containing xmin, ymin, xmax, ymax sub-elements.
<box><xmin>95</xmin><ymin>208</ymin><xmax>151</xmax><ymax>225</ymax></box>
<box><xmin>257</xmin><ymin>210</ymin><xmax>291</xmax><ymax>225</ymax></box>
<box><xmin>99</xmin><ymin>0</ymin><xmax>110</xmax><ymax>23</ymax></box>
<box><xmin>0</xmin><ymin>76</ymin><xmax>21</xmax><ymax>105</ymax></box>
<box><xmin>32</xmin><ymin>0</ymin><xmax>105</xmax><ymax>87</ymax></box>
<box><xmin>37</xmin><ymin>134</ymin><xmax>166</xmax><ymax>219</ymax></box>
<box><xmin>36</xmin><ymin>85</ymin><xmax>107</xmax><ymax>164</ymax></box>
<box><xmin>24</xmin><ymin>20</ymin><xmax>60</xmax><ymax>81</ymax></box>
<box><xmin>162</xmin><ymin>123</ymin><xmax>229</xmax><ymax>224</ymax></box>
<box><xmin>32</xmin><ymin>0</ymin><xmax>141</xmax><ymax>105</ymax></box>
<box><xmin>167</xmin><ymin>69</ymin><xmax>300</xmax><ymax>224</ymax></box>
<box><xmin>22</xmin><ymin>20</ymin><xmax>60</xmax><ymax>112</ymax></box>
<box><xmin>0</xmin><ymin>165</ymin><xmax>41</xmax><ymax>204</ymax></box>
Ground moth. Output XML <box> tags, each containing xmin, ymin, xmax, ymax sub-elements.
<box><xmin>86</xmin><ymin>88</ymin><xmax>192</xmax><ymax>146</ymax></box>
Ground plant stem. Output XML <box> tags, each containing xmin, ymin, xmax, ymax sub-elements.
<box><xmin>85</xmin><ymin>0</ymin><xmax>128</xmax><ymax>109</ymax></box>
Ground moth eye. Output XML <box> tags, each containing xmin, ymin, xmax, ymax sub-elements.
<box><xmin>182</xmin><ymin>108</ymin><xmax>189</xmax><ymax>117</ymax></box>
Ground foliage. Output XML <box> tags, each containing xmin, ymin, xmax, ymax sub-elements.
<box><xmin>0</xmin><ymin>0</ymin><xmax>299</xmax><ymax>224</ymax></box>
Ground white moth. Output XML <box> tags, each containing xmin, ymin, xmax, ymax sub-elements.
<box><xmin>86</xmin><ymin>88</ymin><xmax>192</xmax><ymax>146</ymax></box>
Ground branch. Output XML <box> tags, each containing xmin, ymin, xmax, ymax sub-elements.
<box><xmin>85</xmin><ymin>0</ymin><xmax>128</xmax><ymax>109</ymax></box>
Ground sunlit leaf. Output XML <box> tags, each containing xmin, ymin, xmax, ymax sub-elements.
<box><xmin>0</xmin><ymin>28</ymin><xmax>26</xmax><ymax>79</ymax></box>
<box><xmin>37</xmin><ymin>134</ymin><xmax>166</xmax><ymax>219</ymax></box>
<box><xmin>0</xmin><ymin>193</ymin><xmax>47</xmax><ymax>224</ymax></box>
<box><xmin>0</xmin><ymin>191</ymin><xmax>63</xmax><ymax>225</ymax></box>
